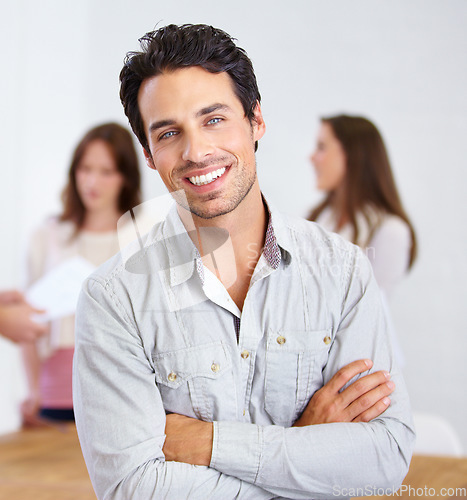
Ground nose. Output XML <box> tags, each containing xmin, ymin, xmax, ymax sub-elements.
<box><xmin>81</xmin><ymin>170</ymin><xmax>99</xmax><ymax>189</ymax></box>
<box><xmin>181</xmin><ymin>129</ymin><xmax>214</xmax><ymax>164</ymax></box>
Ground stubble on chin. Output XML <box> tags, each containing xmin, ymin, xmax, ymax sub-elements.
<box><xmin>183</xmin><ymin>170</ymin><xmax>257</xmax><ymax>220</ymax></box>
<box><xmin>171</xmin><ymin>148</ymin><xmax>257</xmax><ymax>220</ymax></box>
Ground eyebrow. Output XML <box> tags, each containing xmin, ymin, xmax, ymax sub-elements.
<box><xmin>196</xmin><ymin>103</ymin><xmax>230</xmax><ymax>117</ymax></box>
<box><xmin>149</xmin><ymin>119</ymin><xmax>176</xmax><ymax>135</ymax></box>
<box><xmin>148</xmin><ymin>103</ymin><xmax>231</xmax><ymax>135</ymax></box>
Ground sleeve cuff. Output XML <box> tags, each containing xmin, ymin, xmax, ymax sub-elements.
<box><xmin>210</xmin><ymin>420</ymin><xmax>263</xmax><ymax>484</ymax></box>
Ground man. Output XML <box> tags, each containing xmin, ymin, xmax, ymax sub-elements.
<box><xmin>0</xmin><ymin>290</ymin><xmax>46</xmax><ymax>343</ymax></box>
<box><xmin>73</xmin><ymin>24</ymin><xmax>414</xmax><ymax>499</ymax></box>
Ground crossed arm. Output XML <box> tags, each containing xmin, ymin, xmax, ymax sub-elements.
<box><xmin>74</xmin><ymin>257</ymin><xmax>414</xmax><ymax>499</ymax></box>
<box><xmin>163</xmin><ymin>359</ymin><xmax>395</xmax><ymax>466</ymax></box>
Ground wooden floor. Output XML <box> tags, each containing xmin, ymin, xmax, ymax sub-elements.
<box><xmin>0</xmin><ymin>423</ymin><xmax>95</xmax><ymax>500</ymax></box>
<box><xmin>0</xmin><ymin>423</ymin><xmax>466</xmax><ymax>499</ymax></box>
<box><xmin>354</xmin><ymin>454</ymin><xmax>467</xmax><ymax>499</ymax></box>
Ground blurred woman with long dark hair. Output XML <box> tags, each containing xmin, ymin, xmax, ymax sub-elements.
<box><xmin>309</xmin><ymin>114</ymin><xmax>417</xmax><ymax>298</ymax></box>
<box><xmin>22</xmin><ymin>123</ymin><xmax>142</xmax><ymax>424</ymax></box>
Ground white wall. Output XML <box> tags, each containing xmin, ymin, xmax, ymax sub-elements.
<box><xmin>1</xmin><ymin>0</ymin><xmax>466</xmax><ymax>451</ymax></box>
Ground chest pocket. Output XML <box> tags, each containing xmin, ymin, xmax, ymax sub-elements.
<box><xmin>153</xmin><ymin>341</ymin><xmax>233</xmax><ymax>422</ymax></box>
<box><xmin>264</xmin><ymin>329</ymin><xmax>331</xmax><ymax>426</ymax></box>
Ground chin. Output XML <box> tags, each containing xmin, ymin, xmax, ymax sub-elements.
<box><xmin>83</xmin><ymin>200</ymin><xmax>104</xmax><ymax>212</ymax></box>
<box><xmin>185</xmin><ymin>199</ymin><xmax>238</xmax><ymax>220</ymax></box>
<box><xmin>317</xmin><ymin>181</ymin><xmax>332</xmax><ymax>192</ymax></box>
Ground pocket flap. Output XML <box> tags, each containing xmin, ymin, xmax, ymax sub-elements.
<box><xmin>153</xmin><ymin>342</ymin><xmax>231</xmax><ymax>388</ymax></box>
<box><xmin>267</xmin><ymin>329</ymin><xmax>332</xmax><ymax>352</ymax></box>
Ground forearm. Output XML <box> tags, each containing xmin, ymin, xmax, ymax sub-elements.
<box><xmin>74</xmin><ymin>278</ymin><xmax>273</xmax><ymax>500</ymax></box>
<box><xmin>76</xmin><ymin>375</ymin><xmax>273</xmax><ymax>500</ymax></box>
<box><xmin>210</xmin><ymin>254</ymin><xmax>414</xmax><ymax>499</ymax></box>
<box><xmin>97</xmin><ymin>458</ymin><xmax>273</xmax><ymax>500</ymax></box>
<box><xmin>211</xmin><ymin>415</ymin><xmax>413</xmax><ymax>499</ymax></box>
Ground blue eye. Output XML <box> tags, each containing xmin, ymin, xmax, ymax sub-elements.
<box><xmin>207</xmin><ymin>117</ymin><xmax>222</xmax><ymax>125</ymax></box>
<box><xmin>160</xmin><ymin>131</ymin><xmax>178</xmax><ymax>140</ymax></box>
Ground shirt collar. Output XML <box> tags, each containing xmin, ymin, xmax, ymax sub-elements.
<box><xmin>159</xmin><ymin>196</ymin><xmax>293</xmax><ymax>287</ymax></box>
<box><xmin>262</xmin><ymin>201</ymin><xmax>284</xmax><ymax>270</ymax></box>
<box><xmin>263</xmin><ymin>197</ymin><xmax>293</xmax><ymax>268</ymax></box>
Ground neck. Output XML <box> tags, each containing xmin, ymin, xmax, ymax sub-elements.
<box><xmin>81</xmin><ymin>207</ymin><xmax>122</xmax><ymax>232</ymax></box>
<box><xmin>177</xmin><ymin>183</ymin><xmax>267</xmax><ymax>310</ymax></box>
<box><xmin>330</xmin><ymin>185</ymin><xmax>348</xmax><ymax>230</ymax></box>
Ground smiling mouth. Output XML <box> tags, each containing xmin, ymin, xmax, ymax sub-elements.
<box><xmin>188</xmin><ymin>167</ymin><xmax>227</xmax><ymax>186</ymax></box>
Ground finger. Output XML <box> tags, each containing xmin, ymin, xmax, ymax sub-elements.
<box><xmin>346</xmin><ymin>380</ymin><xmax>395</xmax><ymax>420</ymax></box>
<box><xmin>0</xmin><ymin>290</ymin><xmax>25</xmax><ymax>303</ymax></box>
<box><xmin>31</xmin><ymin>307</ymin><xmax>47</xmax><ymax>315</ymax></box>
<box><xmin>339</xmin><ymin>370</ymin><xmax>391</xmax><ymax>407</ymax></box>
<box><xmin>34</xmin><ymin>323</ymin><xmax>48</xmax><ymax>336</ymax></box>
<box><xmin>353</xmin><ymin>397</ymin><xmax>392</xmax><ymax>423</ymax></box>
<box><xmin>324</xmin><ymin>359</ymin><xmax>373</xmax><ymax>394</ymax></box>
<box><xmin>13</xmin><ymin>291</ymin><xmax>26</xmax><ymax>302</ymax></box>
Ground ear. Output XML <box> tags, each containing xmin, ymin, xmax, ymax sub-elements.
<box><xmin>251</xmin><ymin>101</ymin><xmax>266</xmax><ymax>142</ymax></box>
<box><xmin>143</xmin><ymin>148</ymin><xmax>156</xmax><ymax>170</ymax></box>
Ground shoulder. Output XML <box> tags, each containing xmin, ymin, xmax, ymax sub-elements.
<box><xmin>273</xmin><ymin>210</ymin><xmax>369</xmax><ymax>282</ymax></box>
<box><xmin>84</xmin><ymin>217</ymin><xmax>165</xmax><ymax>288</ymax></box>
<box><xmin>367</xmin><ymin>214</ymin><xmax>412</xmax><ymax>294</ymax></box>
<box><xmin>372</xmin><ymin>214</ymin><xmax>411</xmax><ymax>247</ymax></box>
<box><xmin>28</xmin><ymin>217</ymin><xmax>75</xmax><ymax>251</ymax></box>
<box><xmin>274</xmin><ymin>211</ymin><xmax>375</xmax><ymax>307</ymax></box>
<box><xmin>31</xmin><ymin>216</ymin><xmax>75</xmax><ymax>241</ymax></box>
<box><xmin>313</xmin><ymin>206</ymin><xmax>334</xmax><ymax>230</ymax></box>
<box><xmin>276</xmin><ymin>210</ymin><xmax>358</xmax><ymax>255</ymax></box>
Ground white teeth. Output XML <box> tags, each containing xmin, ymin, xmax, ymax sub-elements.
<box><xmin>189</xmin><ymin>167</ymin><xmax>226</xmax><ymax>186</ymax></box>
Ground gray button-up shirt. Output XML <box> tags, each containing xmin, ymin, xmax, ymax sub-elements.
<box><xmin>73</xmin><ymin>202</ymin><xmax>414</xmax><ymax>500</ymax></box>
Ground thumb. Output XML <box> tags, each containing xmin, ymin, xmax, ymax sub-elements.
<box><xmin>31</xmin><ymin>307</ymin><xmax>47</xmax><ymax>315</ymax></box>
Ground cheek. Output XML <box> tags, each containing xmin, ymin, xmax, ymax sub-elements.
<box><xmin>151</xmin><ymin>144</ymin><xmax>177</xmax><ymax>174</ymax></box>
<box><xmin>105</xmin><ymin>175</ymin><xmax>125</xmax><ymax>197</ymax></box>
<box><xmin>334</xmin><ymin>156</ymin><xmax>346</xmax><ymax>180</ymax></box>
<box><xmin>75</xmin><ymin>171</ymin><xmax>86</xmax><ymax>190</ymax></box>
<box><xmin>313</xmin><ymin>152</ymin><xmax>324</xmax><ymax>166</ymax></box>
<box><xmin>115</xmin><ymin>176</ymin><xmax>125</xmax><ymax>194</ymax></box>
<box><xmin>218</xmin><ymin>127</ymin><xmax>255</xmax><ymax>159</ymax></box>
<box><xmin>327</xmin><ymin>159</ymin><xmax>346</xmax><ymax>189</ymax></box>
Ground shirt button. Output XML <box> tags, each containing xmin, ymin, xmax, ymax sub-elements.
<box><xmin>241</xmin><ymin>350</ymin><xmax>250</xmax><ymax>359</ymax></box>
<box><xmin>168</xmin><ymin>372</ymin><xmax>177</xmax><ymax>382</ymax></box>
<box><xmin>323</xmin><ymin>335</ymin><xmax>331</xmax><ymax>345</ymax></box>
<box><xmin>276</xmin><ymin>335</ymin><xmax>286</xmax><ymax>345</ymax></box>
<box><xmin>211</xmin><ymin>362</ymin><xmax>220</xmax><ymax>373</ymax></box>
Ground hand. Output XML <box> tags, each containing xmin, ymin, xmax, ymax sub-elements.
<box><xmin>293</xmin><ymin>359</ymin><xmax>394</xmax><ymax>427</ymax></box>
<box><xmin>163</xmin><ymin>413</ymin><xmax>213</xmax><ymax>466</ymax></box>
<box><xmin>0</xmin><ymin>299</ymin><xmax>47</xmax><ymax>343</ymax></box>
<box><xmin>0</xmin><ymin>290</ymin><xmax>26</xmax><ymax>305</ymax></box>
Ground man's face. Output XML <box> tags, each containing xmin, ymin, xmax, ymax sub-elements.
<box><xmin>138</xmin><ymin>66</ymin><xmax>265</xmax><ymax>219</ymax></box>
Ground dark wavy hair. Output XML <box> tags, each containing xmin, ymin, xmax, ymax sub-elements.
<box><xmin>119</xmin><ymin>24</ymin><xmax>261</xmax><ymax>153</ymax></box>
<box><xmin>60</xmin><ymin>122</ymin><xmax>142</xmax><ymax>229</ymax></box>
<box><xmin>309</xmin><ymin>115</ymin><xmax>417</xmax><ymax>269</ymax></box>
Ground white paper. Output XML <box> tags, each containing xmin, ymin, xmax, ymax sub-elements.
<box><xmin>26</xmin><ymin>256</ymin><xmax>96</xmax><ymax>322</ymax></box>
